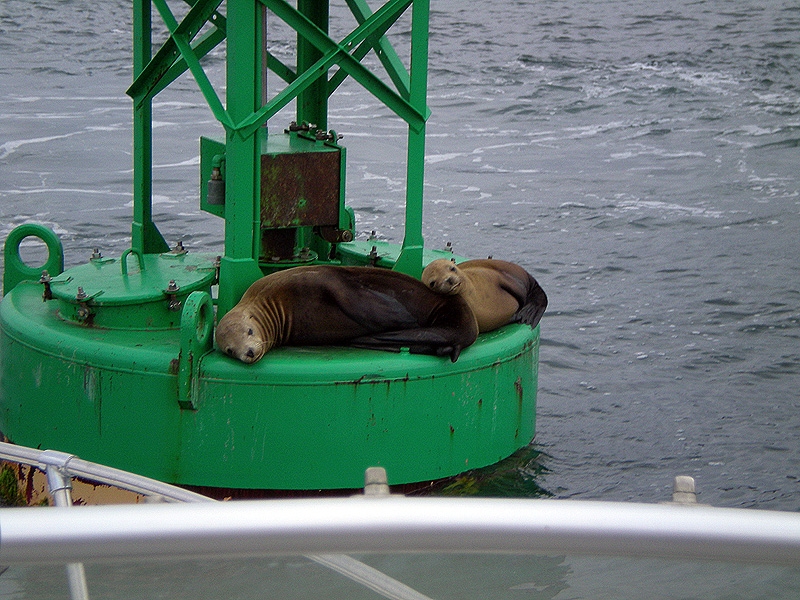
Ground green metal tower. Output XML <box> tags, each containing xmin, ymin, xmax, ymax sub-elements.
<box><xmin>127</xmin><ymin>0</ymin><xmax>434</xmax><ymax>314</ymax></box>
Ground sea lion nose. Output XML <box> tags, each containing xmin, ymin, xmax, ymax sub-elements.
<box><xmin>246</xmin><ymin>348</ymin><xmax>255</xmax><ymax>359</ymax></box>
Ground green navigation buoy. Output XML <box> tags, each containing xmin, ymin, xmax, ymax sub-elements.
<box><xmin>0</xmin><ymin>0</ymin><xmax>540</xmax><ymax>492</ymax></box>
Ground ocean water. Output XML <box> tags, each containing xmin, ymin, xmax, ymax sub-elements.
<box><xmin>1</xmin><ymin>0</ymin><xmax>799</xmax><ymax>514</ymax></box>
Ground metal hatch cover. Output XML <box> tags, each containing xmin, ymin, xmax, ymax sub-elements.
<box><xmin>48</xmin><ymin>252</ymin><xmax>217</xmax><ymax>330</ymax></box>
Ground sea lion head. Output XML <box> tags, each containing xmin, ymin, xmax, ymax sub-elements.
<box><xmin>421</xmin><ymin>258</ymin><xmax>463</xmax><ymax>295</ymax></box>
<box><xmin>215</xmin><ymin>309</ymin><xmax>267</xmax><ymax>364</ymax></box>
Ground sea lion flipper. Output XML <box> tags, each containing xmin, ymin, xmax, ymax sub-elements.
<box><xmin>350</xmin><ymin>328</ymin><xmax>469</xmax><ymax>362</ymax></box>
<box><xmin>513</xmin><ymin>278</ymin><xmax>548</xmax><ymax>328</ymax></box>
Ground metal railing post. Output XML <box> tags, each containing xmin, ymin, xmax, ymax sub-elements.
<box><xmin>39</xmin><ymin>451</ymin><xmax>91</xmax><ymax>600</ymax></box>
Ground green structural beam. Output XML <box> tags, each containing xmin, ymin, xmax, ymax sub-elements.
<box><xmin>128</xmin><ymin>0</ymin><xmax>434</xmax><ymax>302</ymax></box>
<box><xmin>393</xmin><ymin>0</ymin><xmax>430</xmax><ymax>278</ymax></box>
<box><xmin>147</xmin><ymin>19</ymin><xmax>228</xmax><ymax>102</ymax></box>
<box><xmin>217</xmin><ymin>0</ymin><xmax>266</xmax><ymax>315</ymax></box>
<box><xmin>131</xmin><ymin>0</ymin><xmax>169</xmax><ymax>255</ymax></box>
<box><xmin>239</xmin><ymin>0</ymin><xmax>425</xmax><ymax>137</ymax></box>
<box><xmin>337</xmin><ymin>0</ymin><xmax>410</xmax><ymax>99</ymax></box>
<box><xmin>128</xmin><ymin>1</ymin><xmax>226</xmax><ymax>111</ymax></box>
<box><xmin>150</xmin><ymin>0</ymin><xmax>232</xmax><ymax>129</ymax></box>
<box><xmin>296</xmin><ymin>0</ymin><xmax>329</xmax><ymax>130</ymax></box>
<box><xmin>130</xmin><ymin>0</ymin><xmax>428</xmax><ymax>136</ymax></box>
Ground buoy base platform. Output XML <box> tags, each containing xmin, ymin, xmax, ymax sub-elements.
<box><xmin>0</xmin><ymin>246</ymin><xmax>539</xmax><ymax>491</ymax></box>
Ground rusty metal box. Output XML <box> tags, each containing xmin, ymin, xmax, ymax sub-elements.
<box><xmin>260</xmin><ymin>133</ymin><xmax>343</xmax><ymax>229</ymax></box>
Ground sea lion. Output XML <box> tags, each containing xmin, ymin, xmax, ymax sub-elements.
<box><xmin>421</xmin><ymin>258</ymin><xmax>547</xmax><ymax>332</ymax></box>
<box><xmin>215</xmin><ymin>265</ymin><xmax>478</xmax><ymax>364</ymax></box>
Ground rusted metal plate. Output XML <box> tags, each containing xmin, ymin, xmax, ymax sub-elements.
<box><xmin>260</xmin><ymin>150</ymin><xmax>340</xmax><ymax>228</ymax></box>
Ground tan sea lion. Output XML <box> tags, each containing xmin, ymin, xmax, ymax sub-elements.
<box><xmin>421</xmin><ymin>258</ymin><xmax>547</xmax><ymax>332</ymax></box>
<box><xmin>215</xmin><ymin>265</ymin><xmax>478</xmax><ymax>364</ymax></box>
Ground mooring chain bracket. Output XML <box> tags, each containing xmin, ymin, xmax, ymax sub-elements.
<box><xmin>120</xmin><ymin>248</ymin><xmax>146</xmax><ymax>276</ymax></box>
<box><xmin>177</xmin><ymin>291</ymin><xmax>214</xmax><ymax>410</ymax></box>
<box><xmin>2</xmin><ymin>223</ymin><xmax>65</xmax><ymax>297</ymax></box>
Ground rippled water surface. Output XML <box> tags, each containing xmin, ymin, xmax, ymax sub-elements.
<box><xmin>1</xmin><ymin>0</ymin><xmax>799</xmax><ymax>511</ymax></box>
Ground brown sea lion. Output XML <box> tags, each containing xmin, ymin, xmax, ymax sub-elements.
<box><xmin>215</xmin><ymin>265</ymin><xmax>478</xmax><ymax>364</ymax></box>
<box><xmin>421</xmin><ymin>258</ymin><xmax>547</xmax><ymax>332</ymax></box>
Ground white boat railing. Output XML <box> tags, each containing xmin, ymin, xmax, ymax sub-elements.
<box><xmin>0</xmin><ymin>442</ymin><xmax>210</xmax><ymax>503</ymax></box>
<box><xmin>0</xmin><ymin>441</ymin><xmax>436</xmax><ymax>600</ymax></box>
<box><xmin>3</xmin><ymin>495</ymin><xmax>800</xmax><ymax>566</ymax></box>
<box><xmin>2</xmin><ymin>441</ymin><xmax>800</xmax><ymax>599</ymax></box>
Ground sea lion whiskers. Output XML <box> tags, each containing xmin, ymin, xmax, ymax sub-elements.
<box><xmin>250</xmin><ymin>298</ymin><xmax>286</xmax><ymax>353</ymax></box>
<box><xmin>444</xmin><ymin>276</ymin><xmax>462</xmax><ymax>294</ymax></box>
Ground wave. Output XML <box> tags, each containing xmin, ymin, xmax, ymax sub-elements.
<box><xmin>0</xmin><ymin>132</ymin><xmax>81</xmax><ymax>160</ymax></box>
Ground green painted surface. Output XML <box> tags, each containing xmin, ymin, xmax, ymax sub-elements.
<box><xmin>338</xmin><ymin>239</ymin><xmax>464</xmax><ymax>269</ymax></box>
<box><xmin>0</xmin><ymin>276</ymin><xmax>538</xmax><ymax>489</ymax></box>
<box><xmin>46</xmin><ymin>252</ymin><xmax>216</xmax><ymax>330</ymax></box>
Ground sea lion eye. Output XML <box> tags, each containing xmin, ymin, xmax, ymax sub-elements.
<box><xmin>449</xmin><ymin>266</ymin><xmax>456</xmax><ymax>272</ymax></box>
<box><xmin>429</xmin><ymin>281</ymin><xmax>436</xmax><ymax>288</ymax></box>
<box><xmin>247</xmin><ymin>328</ymin><xmax>254</xmax><ymax>336</ymax></box>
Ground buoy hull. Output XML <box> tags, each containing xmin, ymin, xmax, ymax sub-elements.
<box><xmin>0</xmin><ymin>262</ymin><xmax>538</xmax><ymax>490</ymax></box>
